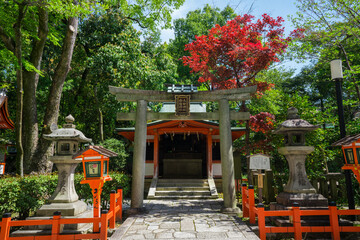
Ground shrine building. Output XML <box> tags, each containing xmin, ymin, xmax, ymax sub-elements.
<box><xmin>116</xmin><ymin>102</ymin><xmax>245</xmax><ymax>180</ymax></box>
<box><xmin>0</xmin><ymin>89</ymin><xmax>14</xmax><ymax>175</ymax></box>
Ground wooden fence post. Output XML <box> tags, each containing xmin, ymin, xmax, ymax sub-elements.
<box><xmin>329</xmin><ymin>202</ymin><xmax>340</xmax><ymax>240</ymax></box>
<box><xmin>292</xmin><ymin>202</ymin><xmax>302</xmax><ymax>240</ymax></box>
<box><xmin>264</xmin><ymin>170</ymin><xmax>275</xmax><ymax>203</ymax></box>
<box><xmin>110</xmin><ymin>190</ymin><xmax>116</xmax><ymax>229</ymax></box>
<box><xmin>249</xmin><ymin>185</ymin><xmax>256</xmax><ymax>224</ymax></box>
<box><xmin>100</xmin><ymin>209</ymin><xmax>109</xmax><ymax>240</ymax></box>
<box><xmin>117</xmin><ymin>186</ymin><xmax>123</xmax><ymax>222</ymax></box>
<box><xmin>257</xmin><ymin>203</ymin><xmax>266</xmax><ymax>240</ymax></box>
<box><xmin>242</xmin><ymin>183</ymin><xmax>248</xmax><ymax>218</ymax></box>
<box><xmin>320</xmin><ymin>179</ymin><xmax>328</xmax><ymax>198</ymax></box>
<box><xmin>51</xmin><ymin>211</ymin><xmax>62</xmax><ymax>240</ymax></box>
<box><xmin>0</xmin><ymin>213</ymin><xmax>11</xmax><ymax>240</ymax></box>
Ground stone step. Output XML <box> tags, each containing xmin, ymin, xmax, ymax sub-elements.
<box><xmin>148</xmin><ymin>195</ymin><xmax>217</xmax><ymax>200</ymax></box>
<box><xmin>147</xmin><ymin>178</ymin><xmax>218</xmax><ymax>200</ymax></box>
<box><xmin>157</xmin><ymin>178</ymin><xmax>208</xmax><ymax>182</ymax></box>
<box><xmin>155</xmin><ymin>190</ymin><xmax>211</xmax><ymax>197</ymax></box>
<box><xmin>157</xmin><ymin>183</ymin><xmax>209</xmax><ymax>188</ymax></box>
<box><xmin>156</xmin><ymin>186</ymin><xmax>209</xmax><ymax>191</ymax></box>
<box><xmin>157</xmin><ymin>179</ymin><xmax>209</xmax><ymax>187</ymax></box>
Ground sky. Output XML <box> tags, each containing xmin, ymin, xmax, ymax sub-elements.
<box><xmin>161</xmin><ymin>0</ymin><xmax>299</xmax><ymax>43</ymax></box>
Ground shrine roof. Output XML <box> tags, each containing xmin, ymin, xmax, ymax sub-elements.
<box><xmin>0</xmin><ymin>89</ymin><xmax>14</xmax><ymax>130</ymax></box>
<box><xmin>116</xmin><ymin>119</ymin><xmax>246</xmax><ymax>142</ymax></box>
<box><xmin>166</xmin><ymin>84</ymin><xmax>198</xmax><ymax>93</ymax></box>
<box><xmin>116</xmin><ymin>120</ymin><xmax>221</xmax><ymax>133</ymax></box>
<box><xmin>332</xmin><ymin>133</ymin><xmax>360</xmax><ymax>146</ymax></box>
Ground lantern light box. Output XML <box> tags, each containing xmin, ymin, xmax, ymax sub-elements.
<box><xmin>73</xmin><ymin>145</ymin><xmax>117</xmax><ymax>180</ymax></box>
<box><xmin>332</xmin><ymin>133</ymin><xmax>360</xmax><ymax>184</ymax></box>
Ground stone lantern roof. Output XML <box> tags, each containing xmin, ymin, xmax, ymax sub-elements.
<box><xmin>43</xmin><ymin>114</ymin><xmax>92</xmax><ymax>143</ymax></box>
<box><xmin>273</xmin><ymin>107</ymin><xmax>319</xmax><ymax>135</ymax></box>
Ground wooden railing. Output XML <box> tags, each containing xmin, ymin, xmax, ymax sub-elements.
<box><xmin>241</xmin><ymin>183</ymin><xmax>257</xmax><ymax>224</ymax></box>
<box><xmin>0</xmin><ymin>187</ymin><xmax>123</xmax><ymax>240</ymax></box>
<box><xmin>242</xmin><ymin>184</ymin><xmax>360</xmax><ymax>240</ymax></box>
<box><xmin>248</xmin><ymin>171</ymin><xmax>345</xmax><ymax>204</ymax></box>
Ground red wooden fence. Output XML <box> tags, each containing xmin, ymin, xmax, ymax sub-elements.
<box><xmin>242</xmin><ymin>184</ymin><xmax>360</xmax><ymax>240</ymax></box>
<box><xmin>242</xmin><ymin>183</ymin><xmax>257</xmax><ymax>224</ymax></box>
<box><xmin>0</xmin><ymin>187</ymin><xmax>123</xmax><ymax>240</ymax></box>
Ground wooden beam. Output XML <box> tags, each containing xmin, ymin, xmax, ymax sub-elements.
<box><xmin>109</xmin><ymin>85</ymin><xmax>256</xmax><ymax>102</ymax></box>
<box><xmin>117</xmin><ymin>111</ymin><xmax>250</xmax><ymax>121</ymax></box>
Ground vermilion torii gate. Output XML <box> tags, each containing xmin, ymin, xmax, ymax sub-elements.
<box><xmin>109</xmin><ymin>85</ymin><xmax>256</xmax><ymax>213</ymax></box>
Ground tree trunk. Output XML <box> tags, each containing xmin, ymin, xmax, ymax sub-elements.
<box><xmin>22</xmin><ymin>70</ymin><xmax>39</xmax><ymax>172</ymax></box>
<box><xmin>14</xmin><ymin>4</ymin><xmax>26</xmax><ymax>177</ymax></box>
<box><xmin>239</xmin><ymin>100</ymin><xmax>252</xmax><ymax>185</ymax></box>
<box><xmin>22</xmin><ymin>8</ymin><xmax>49</xmax><ymax>173</ymax></box>
<box><xmin>338</xmin><ymin>44</ymin><xmax>360</xmax><ymax>103</ymax></box>
<box><xmin>245</xmin><ymin>120</ymin><xmax>252</xmax><ymax>185</ymax></box>
<box><xmin>99</xmin><ymin>109</ymin><xmax>104</xmax><ymax>142</ymax></box>
<box><xmin>31</xmin><ymin>16</ymin><xmax>79</xmax><ymax>172</ymax></box>
<box><xmin>94</xmin><ymin>87</ymin><xmax>104</xmax><ymax>142</ymax></box>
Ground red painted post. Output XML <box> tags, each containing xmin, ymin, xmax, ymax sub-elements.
<box><xmin>51</xmin><ymin>211</ymin><xmax>61</xmax><ymax>240</ymax></box>
<box><xmin>248</xmin><ymin>185</ymin><xmax>256</xmax><ymax>224</ymax></box>
<box><xmin>242</xmin><ymin>183</ymin><xmax>248</xmax><ymax>218</ymax></box>
<box><xmin>292</xmin><ymin>202</ymin><xmax>302</xmax><ymax>240</ymax></box>
<box><xmin>329</xmin><ymin>202</ymin><xmax>340</xmax><ymax>240</ymax></box>
<box><xmin>0</xmin><ymin>213</ymin><xmax>11</xmax><ymax>240</ymax></box>
<box><xmin>117</xmin><ymin>187</ymin><xmax>123</xmax><ymax>221</ymax></box>
<box><xmin>257</xmin><ymin>203</ymin><xmax>266</xmax><ymax>240</ymax></box>
<box><xmin>109</xmin><ymin>190</ymin><xmax>116</xmax><ymax>229</ymax></box>
<box><xmin>100</xmin><ymin>209</ymin><xmax>109</xmax><ymax>240</ymax></box>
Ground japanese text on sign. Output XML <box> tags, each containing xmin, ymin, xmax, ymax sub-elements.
<box><xmin>249</xmin><ymin>154</ymin><xmax>270</xmax><ymax>170</ymax></box>
<box><xmin>175</xmin><ymin>95</ymin><xmax>190</xmax><ymax>116</ymax></box>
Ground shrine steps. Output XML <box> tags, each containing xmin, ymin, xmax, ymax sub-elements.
<box><xmin>147</xmin><ymin>178</ymin><xmax>218</xmax><ymax>199</ymax></box>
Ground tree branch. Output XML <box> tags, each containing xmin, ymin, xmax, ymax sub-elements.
<box><xmin>0</xmin><ymin>26</ymin><xmax>15</xmax><ymax>53</ymax></box>
<box><xmin>27</xmin><ymin>6</ymin><xmax>48</xmax><ymax>88</ymax></box>
<box><xmin>125</xmin><ymin>16</ymin><xmax>147</xmax><ymax>29</ymax></box>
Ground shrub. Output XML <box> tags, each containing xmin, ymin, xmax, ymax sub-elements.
<box><xmin>0</xmin><ymin>174</ymin><xmax>57</xmax><ymax>219</ymax></box>
<box><xmin>99</xmin><ymin>138</ymin><xmax>129</xmax><ymax>172</ymax></box>
<box><xmin>74</xmin><ymin>172</ymin><xmax>131</xmax><ymax>207</ymax></box>
<box><xmin>0</xmin><ymin>172</ymin><xmax>130</xmax><ymax>219</ymax></box>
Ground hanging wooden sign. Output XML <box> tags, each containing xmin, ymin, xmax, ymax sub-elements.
<box><xmin>175</xmin><ymin>95</ymin><xmax>190</xmax><ymax>116</ymax></box>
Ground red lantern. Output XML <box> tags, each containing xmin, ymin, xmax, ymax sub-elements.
<box><xmin>332</xmin><ymin>134</ymin><xmax>360</xmax><ymax>183</ymax></box>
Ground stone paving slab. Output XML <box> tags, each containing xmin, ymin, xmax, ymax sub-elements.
<box><xmin>110</xmin><ymin>199</ymin><xmax>259</xmax><ymax>240</ymax></box>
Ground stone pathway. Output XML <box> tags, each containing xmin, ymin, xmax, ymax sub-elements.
<box><xmin>110</xmin><ymin>199</ymin><xmax>259</xmax><ymax>240</ymax></box>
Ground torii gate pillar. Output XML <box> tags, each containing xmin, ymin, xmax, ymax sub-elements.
<box><xmin>219</xmin><ymin>99</ymin><xmax>240</xmax><ymax>213</ymax></box>
<box><xmin>131</xmin><ymin>100</ymin><xmax>148</xmax><ymax>210</ymax></box>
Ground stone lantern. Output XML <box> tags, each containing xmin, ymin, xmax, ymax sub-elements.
<box><xmin>35</xmin><ymin>115</ymin><xmax>92</xmax><ymax>226</ymax></box>
<box><xmin>273</xmin><ymin>107</ymin><xmax>327</xmax><ymax>208</ymax></box>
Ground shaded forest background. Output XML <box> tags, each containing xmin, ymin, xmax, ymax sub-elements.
<box><xmin>1</xmin><ymin>0</ymin><xmax>360</xmax><ymax>203</ymax></box>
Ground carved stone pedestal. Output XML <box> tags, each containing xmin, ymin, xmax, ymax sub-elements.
<box><xmin>11</xmin><ymin>156</ymin><xmax>92</xmax><ymax>237</ymax></box>
<box><xmin>35</xmin><ymin>156</ymin><xmax>88</xmax><ymax>220</ymax></box>
<box><xmin>275</xmin><ymin>146</ymin><xmax>328</xmax><ymax>208</ymax></box>
<box><xmin>270</xmin><ymin>146</ymin><xmax>329</xmax><ymax>228</ymax></box>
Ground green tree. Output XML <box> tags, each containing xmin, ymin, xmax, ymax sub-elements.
<box><xmin>60</xmin><ymin>10</ymin><xmax>178</xmax><ymax>142</ymax></box>
<box><xmin>168</xmin><ymin>4</ymin><xmax>236</xmax><ymax>83</ymax></box>
<box><xmin>0</xmin><ymin>0</ymin><xmax>184</xmax><ymax>174</ymax></box>
<box><xmin>291</xmin><ymin>0</ymin><xmax>360</xmax><ymax>103</ymax></box>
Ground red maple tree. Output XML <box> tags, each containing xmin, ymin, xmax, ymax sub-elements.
<box><xmin>183</xmin><ymin>14</ymin><xmax>302</xmax><ymax>90</ymax></box>
<box><xmin>182</xmin><ymin>14</ymin><xmax>303</xmax><ymax>153</ymax></box>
